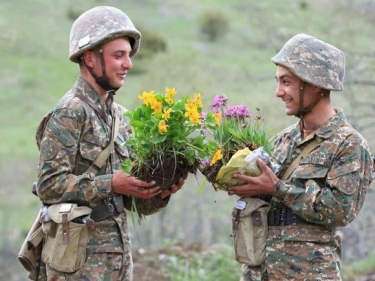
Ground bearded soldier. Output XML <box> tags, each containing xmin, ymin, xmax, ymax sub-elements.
<box><xmin>32</xmin><ymin>6</ymin><xmax>184</xmax><ymax>281</ymax></box>
<box><xmin>228</xmin><ymin>34</ymin><xmax>373</xmax><ymax>280</ymax></box>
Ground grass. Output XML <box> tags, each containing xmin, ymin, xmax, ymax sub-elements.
<box><xmin>342</xmin><ymin>253</ymin><xmax>375</xmax><ymax>281</ymax></box>
<box><xmin>133</xmin><ymin>243</ymin><xmax>241</xmax><ymax>281</ymax></box>
<box><xmin>162</xmin><ymin>244</ymin><xmax>240</xmax><ymax>281</ymax></box>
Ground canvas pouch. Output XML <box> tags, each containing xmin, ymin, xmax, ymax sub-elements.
<box><xmin>41</xmin><ymin>203</ymin><xmax>93</xmax><ymax>273</ymax></box>
<box><xmin>231</xmin><ymin>197</ymin><xmax>269</xmax><ymax>266</ymax></box>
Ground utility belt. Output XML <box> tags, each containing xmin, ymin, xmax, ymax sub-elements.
<box><xmin>268</xmin><ymin>207</ymin><xmax>313</xmax><ymax>226</ymax></box>
<box><xmin>90</xmin><ymin>195</ymin><xmax>124</xmax><ymax>222</ymax></box>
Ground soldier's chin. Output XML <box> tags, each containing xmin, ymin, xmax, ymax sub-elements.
<box><xmin>111</xmin><ymin>80</ymin><xmax>124</xmax><ymax>89</ymax></box>
<box><xmin>285</xmin><ymin>109</ymin><xmax>295</xmax><ymax>116</ymax></box>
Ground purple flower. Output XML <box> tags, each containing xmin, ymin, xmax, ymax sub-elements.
<box><xmin>202</xmin><ymin>159</ymin><xmax>210</xmax><ymax>166</ymax></box>
<box><xmin>224</xmin><ymin>104</ymin><xmax>251</xmax><ymax>119</ymax></box>
<box><xmin>209</xmin><ymin>94</ymin><xmax>228</xmax><ymax>111</ymax></box>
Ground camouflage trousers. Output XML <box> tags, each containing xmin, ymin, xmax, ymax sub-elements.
<box><xmin>36</xmin><ymin>252</ymin><xmax>132</xmax><ymax>281</ymax></box>
<box><xmin>240</xmin><ymin>226</ymin><xmax>343</xmax><ymax>281</ymax></box>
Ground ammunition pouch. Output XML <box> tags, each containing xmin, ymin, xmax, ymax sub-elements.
<box><xmin>19</xmin><ymin>194</ymin><xmax>124</xmax><ymax>277</ymax></box>
<box><xmin>41</xmin><ymin>203</ymin><xmax>93</xmax><ymax>273</ymax></box>
<box><xmin>231</xmin><ymin>197</ymin><xmax>269</xmax><ymax>266</ymax></box>
<box><xmin>18</xmin><ymin>208</ymin><xmax>45</xmax><ymax>280</ymax></box>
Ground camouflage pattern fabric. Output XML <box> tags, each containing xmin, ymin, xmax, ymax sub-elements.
<box><xmin>69</xmin><ymin>6</ymin><xmax>141</xmax><ymax>63</ymax></box>
<box><xmin>34</xmin><ymin>76</ymin><xmax>168</xmax><ymax>280</ymax></box>
<box><xmin>240</xmin><ymin>264</ymin><xmax>263</xmax><ymax>281</ymax></box>
<box><xmin>44</xmin><ymin>249</ymin><xmax>129</xmax><ymax>280</ymax></box>
<box><xmin>241</xmin><ymin>108</ymin><xmax>373</xmax><ymax>281</ymax></box>
<box><xmin>271</xmin><ymin>34</ymin><xmax>345</xmax><ymax>91</ymax></box>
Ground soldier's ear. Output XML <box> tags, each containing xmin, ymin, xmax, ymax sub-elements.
<box><xmin>83</xmin><ymin>51</ymin><xmax>95</xmax><ymax>68</ymax></box>
<box><xmin>311</xmin><ymin>85</ymin><xmax>322</xmax><ymax>94</ymax></box>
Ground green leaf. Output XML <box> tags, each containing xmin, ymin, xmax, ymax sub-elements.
<box><xmin>121</xmin><ymin>158</ymin><xmax>133</xmax><ymax>174</ymax></box>
<box><xmin>197</xmin><ymin>178</ymin><xmax>208</xmax><ymax>194</ymax></box>
<box><xmin>183</xmin><ymin>149</ymin><xmax>196</xmax><ymax>165</ymax></box>
<box><xmin>151</xmin><ymin>133</ymin><xmax>167</xmax><ymax>144</ymax></box>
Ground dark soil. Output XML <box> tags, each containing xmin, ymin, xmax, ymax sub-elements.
<box><xmin>137</xmin><ymin>154</ymin><xmax>196</xmax><ymax>190</ymax></box>
<box><xmin>198</xmin><ymin>161</ymin><xmax>222</xmax><ymax>190</ymax></box>
<box><xmin>131</xmin><ymin>154</ymin><xmax>199</xmax><ymax>217</ymax></box>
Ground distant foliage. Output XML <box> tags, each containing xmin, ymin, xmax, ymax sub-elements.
<box><xmin>139</xmin><ymin>28</ymin><xmax>167</xmax><ymax>55</ymax></box>
<box><xmin>163</xmin><ymin>244</ymin><xmax>240</xmax><ymax>280</ymax></box>
<box><xmin>133</xmin><ymin>243</ymin><xmax>240</xmax><ymax>281</ymax></box>
<box><xmin>66</xmin><ymin>7</ymin><xmax>84</xmax><ymax>22</ymax></box>
<box><xmin>132</xmin><ymin>28</ymin><xmax>168</xmax><ymax>74</ymax></box>
<box><xmin>199</xmin><ymin>10</ymin><xmax>229</xmax><ymax>42</ymax></box>
<box><xmin>299</xmin><ymin>1</ymin><xmax>308</xmax><ymax>10</ymax></box>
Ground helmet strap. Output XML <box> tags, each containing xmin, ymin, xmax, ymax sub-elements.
<box><xmin>84</xmin><ymin>49</ymin><xmax>118</xmax><ymax>108</ymax></box>
<box><xmin>295</xmin><ymin>81</ymin><xmax>324</xmax><ymax>118</ymax></box>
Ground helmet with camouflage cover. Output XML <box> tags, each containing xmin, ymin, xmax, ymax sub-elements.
<box><xmin>271</xmin><ymin>34</ymin><xmax>345</xmax><ymax>91</ymax></box>
<box><xmin>69</xmin><ymin>6</ymin><xmax>141</xmax><ymax>63</ymax></box>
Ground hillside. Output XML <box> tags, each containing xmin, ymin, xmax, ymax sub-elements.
<box><xmin>1</xmin><ymin>0</ymin><xmax>375</xmax><ymax>280</ymax></box>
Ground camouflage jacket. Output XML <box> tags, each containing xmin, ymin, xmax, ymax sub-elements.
<box><xmin>35</xmin><ymin>76</ymin><xmax>168</xmax><ymax>254</ymax></box>
<box><xmin>272</xmin><ymin>108</ymin><xmax>373</xmax><ymax>227</ymax></box>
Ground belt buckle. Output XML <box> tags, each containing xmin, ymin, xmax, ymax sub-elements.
<box><xmin>269</xmin><ymin>208</ymin><xmax>281</xmax><ymax>226</ymax></box>
<box><xmin>280</xmin><ymin>209</ymin><xmax>286</xmax><ymax>226</ymax></box>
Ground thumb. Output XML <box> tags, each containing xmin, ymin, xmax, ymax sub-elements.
<box><xmin>256</xmin><ymin>158</ymin><xmax>269</xmax><ymax>172</ymax></box>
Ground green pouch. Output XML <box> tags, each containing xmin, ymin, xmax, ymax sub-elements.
<box><xmin>41</xmin><ymin>203</ymin><xmax>92</xmax><ymax>273</ymax></box>
<box><xmin>231</xmin><ymin>197</ymin><xmax>269</xmax><ymax>266</ymax></box>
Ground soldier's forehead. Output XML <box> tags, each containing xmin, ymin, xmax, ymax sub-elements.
<box><xmin>275</xmin><ymin>66</ymin><xmax>298</xmax><ymax>78</ymax></box>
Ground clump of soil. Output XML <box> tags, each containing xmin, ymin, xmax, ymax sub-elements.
<box><xmin>130</xmin><ymin>154</ymin><xmax>199</xmax><ymax>218</ymax></box>
<box><xmin>137</xmin><ymin>154</ymin><xmax>197</xmax><ymax>190</ymax></box>
<box><xmin>198</xmin><ymin>160</ymin><xmax>222</xmax><ymax>187</ymax></box>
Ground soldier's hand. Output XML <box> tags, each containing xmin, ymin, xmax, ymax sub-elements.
<box><xmin>161</xmin><ymin>177</ymin><xmax>185</xmax><ymax>199</ymax></box>
<box><xmin>112</xmin><ymin>170</ymin><xmax>161</xmax><ymax>199</ymax></box>
<box><xmin>227</xmin><ymin>158</ymin><xmax>279</xmax><ymax>198</ymax></box>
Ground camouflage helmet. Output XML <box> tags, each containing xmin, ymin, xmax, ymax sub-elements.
<box><xmin>69</xmin><ymin>6</ymin><xmax>141</xmax><ymax>63</ymax></box>
<box><xmin>271</xmin><ymin>34</ymin><xmax>345</xmax><ymax>91</ymax></box>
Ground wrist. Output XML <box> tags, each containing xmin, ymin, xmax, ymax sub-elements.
<box><xmin>274</xmin><ymin>180</ymin><xmax>283</xmax><ymax>191</ymax></box>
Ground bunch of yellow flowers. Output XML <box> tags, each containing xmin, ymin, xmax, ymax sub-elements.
<box><xmin>122</xmin><ymin>87</ymin><xmax>217</xmax><ymax>182</ymax></box>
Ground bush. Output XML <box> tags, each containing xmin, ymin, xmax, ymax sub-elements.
<box><xmin>66</xmin><ymin>7</ymin><xmax>84</xmax><ymax>22</ymax></box>
<box><xmin>199</xmin><ymin>10</ymin><xmax>230</xmax><ymax>42</ymax></box>
<box><xmin>131</xmin><ymin>27</ymin><xmax>168</xmax><ymax>74</ymax></box>
<box><xmin>139</xmin><ymin>28</ymin><xmax>168</xmax><ymax>54</ymax></box>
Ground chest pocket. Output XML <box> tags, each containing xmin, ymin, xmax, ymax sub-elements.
<box><xmin>291</xmin><ymin>151</ymin><xmax>332</xmax><ymax>180</ymax></box>
<box><xmin>80</xmin><ymin>133</ymin><xmax>109</xmax><ymax>162</ymax></box>
<box><xmin>272</xmin><ymin>149</ymin><xmax>287</xmax><ymax>178</ymax></box>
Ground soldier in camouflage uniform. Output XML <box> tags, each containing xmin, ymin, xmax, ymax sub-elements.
<box><xmin>228</xmin><ymin>34</ymin><xmax>374</xmax><ymax>280</ymax></box>
<box><xmin>34</xmin><ymin>6</ymin><xmax>184</xmax><ymax>281</ymax></box>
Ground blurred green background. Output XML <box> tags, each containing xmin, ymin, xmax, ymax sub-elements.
<box><xmin>1</xmin><ymin>0</ymin><xmax>375</xmax><ymax>280</ymax></box>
